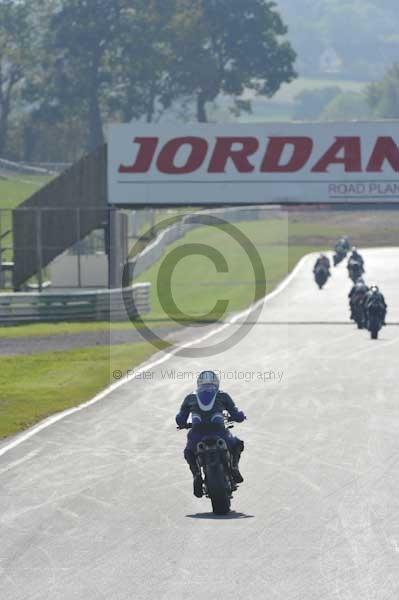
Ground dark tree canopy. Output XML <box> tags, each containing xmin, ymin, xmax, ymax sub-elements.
<box><xmin>177</xmin><ymin>0</ymin><xmax>297</xmax><ymax>121</ymax></box>
<box><xmin>1</xmin><ymin>0</ymin><xmax>297</xmax><ymax>159</ymax></box>
<box><xmin>0</xmin><ymin>0</ymin><xmax>32</xmax><ymax>154</ymax></box>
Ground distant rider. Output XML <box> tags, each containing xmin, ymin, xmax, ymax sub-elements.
<box><xmin>364</xmin><ymin>285</ymin><xmax>387</xmax><ymax>326</ymax></box>
<box><xmin>176</xmin><ymin>371</ymin><xmax>246</xmax><ymax>498</ymax></box>
<box><xmin>348</xmin><ymin>278</ymin><xmax>369</xmax><ymax>320</ymax></box>
<box><xmin>342</xmin><ymin>237</ymin><xmax>351</xmax><ymax>252</ymax></box>
<box><xmin>348</xmin><ymin>247</ymin><xmax>364</xmax><ymax>268</ymax></box>
<box><xmin>335</xmin><ymin>236</ymin><xmax>350</xmax><ymax>254</ymax></box>
<box><xmin>313</xmin><ymin>253</ymin><xmax>331</xmax><ymax>272</ymax></box>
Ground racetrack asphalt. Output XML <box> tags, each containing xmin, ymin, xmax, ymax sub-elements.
<box><xmin>1</xmin><ymin>248</ymin><xmax>399</xmax><ymax>599</ymax></box>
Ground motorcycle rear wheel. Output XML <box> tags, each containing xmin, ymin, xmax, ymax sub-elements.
<box><xmin>206</xmin><ymin>467</ymin><xmax>231</xmax><ymax>515</ymax></box>
<box><xmin>211</xmin><ymin>493</ymin><xmax>231</xmax><ymax>515</ymax></box>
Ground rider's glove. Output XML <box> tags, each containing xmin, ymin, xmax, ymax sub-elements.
<box><xmin>175</xmin><ymin>414</ymin><xmax>187</xmax><ymax>428</ymax></box>
<box><xmin>234</xmin><ymin>411</ymin><xmax>246</xmax><ymax>423</ymax></box>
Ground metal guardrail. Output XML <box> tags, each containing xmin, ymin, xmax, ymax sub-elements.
<box><xmin>0</xmin><ymin>157</ymin><xmax>56</xmax><ymax>176</ymax></box>
<box><xmin>0</xmin><ymin>283</ymin><xmax>150</xmax><ymax>324</ymax></box>
<box><xmin>22</xmin><ymin>161</ymin><xmax>71</xmax><ymax>173</ymax></box>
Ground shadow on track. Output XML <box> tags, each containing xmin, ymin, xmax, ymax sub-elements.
<box><xmin>186</xmin><ymin>511</ymin><xmax>254</xmax><ymax>520</ymax></box>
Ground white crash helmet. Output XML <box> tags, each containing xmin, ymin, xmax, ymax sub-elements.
<box><xmin>196</xmin><ymin>371</ymin><xmax>220</xmax><ymax>411</ymax></box>
<box><xmin>197</xmin><ymin>370</ymin><xmax>219</xmax><ymax>389</ymax></box>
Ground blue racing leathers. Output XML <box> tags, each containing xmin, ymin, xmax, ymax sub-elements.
<box><xmin>176</xmin><ymin>390</ymin><xmax>245</xmax><ymax>470</ymax></box>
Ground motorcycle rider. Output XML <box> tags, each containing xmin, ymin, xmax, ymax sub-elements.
<box><xmin>342</xmin><ymin>236</ymin><xmax>351</xmax><ymax>252</ymax></box>
<box><xmin>348</xmin><ymin>277</ymin><xmax>369</xmax><ymax>321</ymax></box>
<box><xmin>335</xmin><ymin>236</ymin><xmax>350</xmax><ymax>254</ymax></box>
<box><xmin>176</xmin><ymin>371</ymin><xmax>246</xmax><ymax>498</ymax></box>
<box><xmin>364</xmin><ymin>284</ymin><xmax>387</xmax><ymax>326</ymax></box>
<box><xmin>313</xmin><ymin>253</ymin><xmax>331</xmax><ymax>272</ymax></box>
<box><xmin>348</xmin><ymin>247</ymin><xmax>364</xmax><ymax>268</ymax></box>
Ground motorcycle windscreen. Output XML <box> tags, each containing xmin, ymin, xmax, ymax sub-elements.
<box><xmin>196</xmin><ymin>385</ymin><xmax>218</xmax><ymax>412</ymax></box>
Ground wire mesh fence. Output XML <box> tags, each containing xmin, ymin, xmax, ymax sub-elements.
<box><xmin>0</xmin><ymin>206</ymin><xmax>165</xmax><ymax>291</ymax></box>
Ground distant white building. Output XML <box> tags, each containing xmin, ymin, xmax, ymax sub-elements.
<box><xmin>320</xmin><ymin>48</ymin><xmax>342</xmax><ymax>74</ymax></box>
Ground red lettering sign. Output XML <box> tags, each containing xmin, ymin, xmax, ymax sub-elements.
<box><xmin>366</xmin><ymin>137</ymin><xmax>399</xmax><ymax>172</ymax></box>
<box><xmin>208</xmin><ymin>137</ymin><xmax>259</xmax><ymax>173</ymax></box>
<box><xmin>261</xmin><ymin>137</ymin><xmax>313</xmax><ymax>172</ymax></box>
<box><xmin>312</xmin><ymin>137</ymin><xmax>361</xmax><ymax>173</ymax></box>
<box><xmin>118</xmin><ymin>137</ymin><xmax>159</xmax><ymax>173</ymax></box>
<box><xmin>157</xmin><ymin>137</ymin><xmax>208</xmax><ymax>174</ymax></box>
<box><xmin>117</xmin><ymin>134</ymin><xmax>399</xmax><ymax>176</ymax></box>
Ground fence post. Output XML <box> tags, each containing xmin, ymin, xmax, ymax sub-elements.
<box><xmin>36</xmin><ymin>209</ymin><xmax>43</xmax><ymax>292</ymax></box>
<box><xmin>76</xmin><ymin>208</ymin><xmax>82</xmax><ymax>288</ymax></box>
<box><xmin>108</xmin><ymin>207</ymin><xmax>119</xmax><ymax>289</ymax></box>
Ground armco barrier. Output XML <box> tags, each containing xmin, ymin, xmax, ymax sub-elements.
<box><xmin>129</xmin><ymin>205</ymin><xmax>281</xmax><ymax>279</ymax></box>
<box><xmin>0</xmin><ymin>158</ymin><xmax>55</xmax><ymax>176</ymax></box>
<box><xmin>0</xmin><ymin>283</ymin><xmax>150</xmax><ymax>325</ymax></box>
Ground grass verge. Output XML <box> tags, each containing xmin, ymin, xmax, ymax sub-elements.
<box><xmin>0</xmin><ymin>173</ymin><xmax>52</xmax><ymax>208</ymax></box>
<box><xmin>0</xmin><ymin>341</ymin><xmax>168</xmax><ymax>439</ymax></box>
<box><xmin>136</xmin><ymin>217</ymin><xmax>339</xmax><ymax>321</ymax></box>
<box><xmin>0</xmin><ymin>174</ymin><xmax>53</xmax><ymax>262</ymax></box>
<box><xmin>0</xmin><ymin>320</ymin><xmax>170</xmax><ymax>339</ymax></box>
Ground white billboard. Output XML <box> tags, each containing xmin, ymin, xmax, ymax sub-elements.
<box><xmin>108</xmin><ymin>122</ymin><xmax>399</xmax><ymax>206</ymax></box>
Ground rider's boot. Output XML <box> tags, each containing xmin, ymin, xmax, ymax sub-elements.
<box><xmin>188</xmin><ymin>464</ymin><xmax>203</xmax><ymax>497</ymax></box>
<box><xmin>185</xmin><ymin>449</ymin><xmax>203</xmax><ymax>497</ymax></box>
<box><xmin>231</xmin><ymin>442</ymin><xmax>244</xmax><ymax>484</ymax></box>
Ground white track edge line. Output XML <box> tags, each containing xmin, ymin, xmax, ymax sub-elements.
<box><xmin>0</xmin><ymin>251</ymin><xmax>313</xmax><ymax>459</ymax></box>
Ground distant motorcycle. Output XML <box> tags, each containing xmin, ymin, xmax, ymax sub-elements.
<box><xmin>366</xmin><ymin>303</ymin><xmax>384</xmax><ymax>340</ymax></box>
<box><xmin>333</xmin><ymin>249</ymin><xmax>347</xmax><ymax>266</ymax></box>
<box><xmin>178</xmin><ymin>416</ymin><xmax>240</xmax><ymax>515</ymax></box>
<box><xmin>347</xmin><ymin>259</ymin><xmax>364</xmax><ymax>283</ymax></box>
<box><xmin>314</xmin><ymin>265</ymin><xmax>330</xmax><ymax>289</ymax></box>
<box><xmin>351</xmin><ymin>300</ymin><xmax>366</xmax><ymax>329</ymax></box>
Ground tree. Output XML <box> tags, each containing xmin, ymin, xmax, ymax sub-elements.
<box><xmin>47</xmin><ymin>0</ymin><xmax>128</xmax><ymax>151</ymax></box>
<box><xmin>0</xmin><ymin>1</ymin><xmax>32</xmax><ymax>155</ymax></box>
<box><xmin>175</xmin><ymin>0</ymin><xmax>297</xmax><ymax>122</ymax></box>
<box><xmin>2</xmin><ymin>1</ymin><xmax>298</xmax><ymax>160</ymax></box>
<box><xmin>41</xmin><ymin>0</ymin><xmax>199</xmax><ymax>147</ymax></box>
<box><xmin>109</xmin><ymin>0</ymin><xmax>199</xmax><ymax>124</ymax></box>
<box><xmin>366</xmin><ymin>64</ymin><xmax>399</xmax><ymax>119</ymax></box>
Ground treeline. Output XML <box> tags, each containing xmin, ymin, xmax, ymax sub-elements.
<box><xmin>277</xmin><ymin>0</ymin><xmax>399</xmax><ymax>79</ymax></box>
<box><xmin>293</xmin><ymin>64</ymin><xmax>399</xmax><ymax>122</ymax></box>
<box><xmin>0</xmin><ymin>0</ymin><xmax>296</xmax><ymax>162</ymax></box>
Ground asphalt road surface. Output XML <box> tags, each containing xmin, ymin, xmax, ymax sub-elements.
<box><xmin>1</xmin><ymin>248</ymin><xmax>399</xmax><ymax>600</ymax></box>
